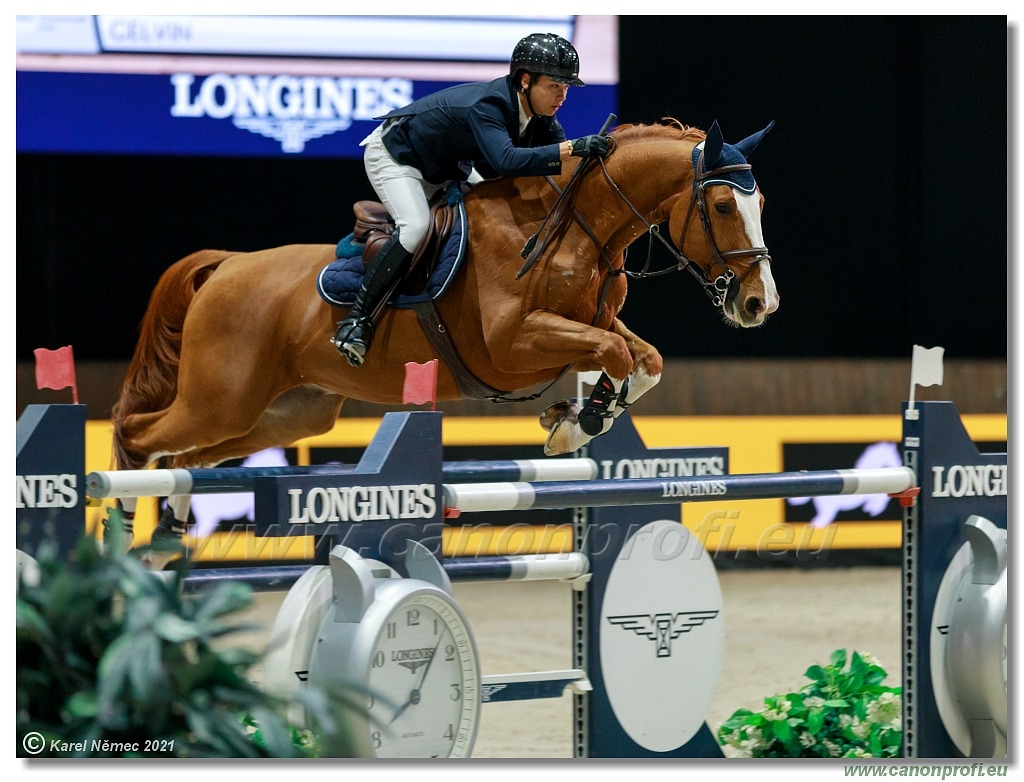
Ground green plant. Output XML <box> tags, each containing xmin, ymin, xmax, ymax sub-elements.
<box><xmin>716</xmin><ymin>649</ymin><xmax>902</xmax><ymax>758</ymax></box>
<box><xmin>16</xmin><ymin>531</ymin><xmax>356</xmax><ymax>758</ymax></box>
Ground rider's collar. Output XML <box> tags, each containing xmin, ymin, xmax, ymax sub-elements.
<box><xmin>516</xmin><ymin>92</ymin><xmax>532</xmax><ymax>136</ymax></box>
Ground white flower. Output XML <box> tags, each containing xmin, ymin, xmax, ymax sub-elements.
<box><xmin>867</xmin><ymin>691</ymin><xmax>902</xmax><ymax>724</ymax></box>
<box><xmin>859</xmin><ymin>652</ymin><xmax>881</xmax><ymax>667</ymax></box>
<box><xmin>799</xmin><ymin>733</ymin><xmax>816</xmax><ymax>748</ymax></box>
<box><xmin>739</xmin><ymin>728</ymin><xmax>765</xmax><ymax>756</ymax></box>
<box><xmin>879</xmin><ymin>717</ymin><xmax>902</xmax><ymax>736</ymax></box>
<box><xmin>804</xmin><ymin>696</ymin><xmax>826</xmax><ymax>709</ymax></box>
<box><xmin>823</xmin><ymin>739</ymin><xmax>843</xmax><ymax>758</ymax></box>
<box><xmin>722</xmin><ymin>729</ymin><xmax>748</xmax><ymax>750</ymax></box>
<box><xmin>847</xmin><ymin>747</ymin><xmax>872</xmax><ymax>758</ymax></box>
<box><xmin>839</xmin><ymin>714</ymin><xmax>853</xmax><ymax>728</ymax></box>
<box><xmin>763</xmin><ymin>708</ymin><xmax>786</xmax><ymax>721</ymax></box>
<box><xmin>850</xmin><ymin>717</ymin><xmax>870</xmax><ymax>739</ymax></box>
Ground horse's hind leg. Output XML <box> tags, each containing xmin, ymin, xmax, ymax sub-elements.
<box><xmin>105</xmin><ymin>385</ymin><xmax>277</xmax><ymax>557</ymax></box>
<box><xmin>140</xmin><ymin>390</ymin><xmax>346</xmax><ymax>570</ymax></box>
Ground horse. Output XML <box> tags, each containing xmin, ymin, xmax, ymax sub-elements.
<box><xmin>105</xmin><ymin>117</ymin><xmax>779</xmax><ymax>564</ymax></box>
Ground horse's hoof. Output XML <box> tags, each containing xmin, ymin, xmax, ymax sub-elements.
<box><xmin>544</xmin><ymin>408</ymin><xmax>593</xmax><ymax>456</ymax></box>
<box><xmin>539</xmin><ymin>400</ymin><xmax>577</xmax><ymax>432</ymax></box>
<box><xmin>98</xmin><ymin>533</ymin><xmax>134</xmax><ymax>556</ymax></box>
<box><xmin>136</xmin><ymin>546</ymin><xmax>181</xmax><ymax>572</ymax></box>
<box><xmin>136</xmin><ymin>522</ymin><xmax>187</xmax><ymax>571</ymax></box>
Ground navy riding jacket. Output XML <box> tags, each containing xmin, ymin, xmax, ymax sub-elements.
<box><xmin>375</xmin><ymin>76</ymin><xmax>566</xmax><ymax>185</ymax></box>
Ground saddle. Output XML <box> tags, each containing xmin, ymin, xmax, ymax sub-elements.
<box><xmin>334</xmin><ymin>194</ymin><xmax>511</xmax><ymax>402</ymax></box>
<box><xmin>351</xmin><ymin>199</ymin><xmax>456</xmax><ymax>290</ymax></box>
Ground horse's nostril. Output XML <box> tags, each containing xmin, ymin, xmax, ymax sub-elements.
<box><xmin>745</xmin><ymin>297</ymin><xmax>763</xmax><ymax>316</ymax></box>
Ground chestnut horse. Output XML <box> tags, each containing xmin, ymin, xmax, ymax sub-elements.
<box><xmin>107</xmin><ymin>118</ymin><xmax>778</xmax><ymax>561</ymax></box>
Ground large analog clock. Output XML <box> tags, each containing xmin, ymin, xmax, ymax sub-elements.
<box><xmin>342</xmin><ymin>581</ymin><xmax>480</xmax><ymax>757</ymax></box>
<box><xmin>930</xmin><ymin>515</ymin><xmax>1007</xmax><ymax>757</ymax></box>
<box><xmin>271</xmin><ymin>542</ymin><xmax>481</xmax><ymax>758</ymax></box>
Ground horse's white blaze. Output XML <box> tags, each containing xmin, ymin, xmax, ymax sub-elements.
<box><xmin>734</xmin><ymin>191</ymin><xmax>765</xmax><ymax>247</ymax></box>
<box><xmin>735</xmin><ymin>190</ymin><xmax>779</xmax><ymax>315</ymax></box>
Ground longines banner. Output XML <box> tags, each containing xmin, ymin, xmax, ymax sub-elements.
<box><xmin>16</xmin><ymin>15</ymin><xmax>618</xmax><ymax>159</ymax></box>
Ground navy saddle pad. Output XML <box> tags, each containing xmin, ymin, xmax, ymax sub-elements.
<box><xmin>316</xmin><ymin>199</ymin><xmax>467</xmax><ymax>308</ymax></box>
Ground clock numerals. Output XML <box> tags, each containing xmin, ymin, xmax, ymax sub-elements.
<box><xmin>364</xmin><ymin>593</ymin><xmax>479</xmax><ymax>758</ymax></box>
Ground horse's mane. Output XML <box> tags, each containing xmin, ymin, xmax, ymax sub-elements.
<box><xmin>609</xmin><ymin>117</ymin><xmax>706</xmax><ymax>144</ymax></box>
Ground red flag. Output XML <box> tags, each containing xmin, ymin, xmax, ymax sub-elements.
<box><xmin>34</xmin><ymin>346</ymin><xmax>79</xmax><ymax>403</ymax></box>
<box><xmin>403</xmin><ymin>360</ymin><xmax>438</xmax><ymax>410</ymax></box>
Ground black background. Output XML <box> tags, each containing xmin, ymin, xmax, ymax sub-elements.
<box><xmin>16</xmin><ymin>16</ymin><xmax>1008</xmax><ymax>362</ymax></box>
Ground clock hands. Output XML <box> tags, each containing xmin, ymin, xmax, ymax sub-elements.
<box><xmin>388</xmin><ymin>632</ymin><xmax>447</xmax><ymax>727</ymax></box>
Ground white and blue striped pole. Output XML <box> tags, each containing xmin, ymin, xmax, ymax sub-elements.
<box><xmin>443</xmin><ymin>467</ymin><xmax>916</xmax><ymax>512</ymax></box>
<box><xmin>178</xmin><ymin>552</ymin><xmax>589</xmax><ymax>593</ymax></box>
<box><xmin>86</xmin><ymin>458</ymin><xmax>599</xmax><ymax>499</ymax></box>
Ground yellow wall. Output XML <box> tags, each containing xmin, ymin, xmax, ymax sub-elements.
<box><xmin>85</xmin><ymin>414</ymin><xmax>1007</xmax><ymax>562</ymax></box>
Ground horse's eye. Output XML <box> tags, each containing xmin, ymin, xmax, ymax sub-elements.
<box><xmin>714</xmin><ymin>202</ymin><xmax>731</xmax><ymax>215</ymax></box>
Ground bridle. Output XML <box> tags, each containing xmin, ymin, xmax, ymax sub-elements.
<box><xmin>517</xmin><ymin>139</ymin><xmax>772</xmax><ymax>311</ymax></box>
<box><xmin>592</xmin><ymin>147</ymin><xmax>771</xmax><ymax>308</ymax></box>
<box><xmin>502</xmin><ymin>139</ymin><xmax>770</xmax><ymax>404</ymax></box>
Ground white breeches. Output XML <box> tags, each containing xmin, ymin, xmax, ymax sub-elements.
<box><xmin>361</xmin><ymin>123</ymin><xmax>444</xmax><ymax>252</ymax></box>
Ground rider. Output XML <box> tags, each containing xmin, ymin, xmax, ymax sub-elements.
<box><xmin>333</xmin><ymin>32</ymin><xmax>611</xmax><ymax>366</ymax></box>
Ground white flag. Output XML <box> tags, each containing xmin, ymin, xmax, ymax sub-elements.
<box><xmin>911</xmin><ymin>345</ymin><xmax>944</xmax><ymax>388</ymax></box>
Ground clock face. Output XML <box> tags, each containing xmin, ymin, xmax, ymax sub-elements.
<box><xmin>364</xmin><ymin>592</ymin><xmax>480</xmax><ymax>758</ymax></box>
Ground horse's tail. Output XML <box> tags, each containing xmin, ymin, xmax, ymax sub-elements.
<box><xmin>111</xmin><ymin>250</ymin><xmax>232</xmax><ymax>470</ymax></box>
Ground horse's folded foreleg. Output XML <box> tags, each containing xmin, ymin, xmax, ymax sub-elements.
<box><xmin>608</xmin><ymin>317</ymin><xmax>662</xmax><ymax>417</ymax></box>
<box><xmin>542</xmin><ymin>318</ymin><xmax>662</xmax><ymax>455</ymax></box>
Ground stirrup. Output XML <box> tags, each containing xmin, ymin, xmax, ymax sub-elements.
<box><xmin>332</xmin><ymin>316</ymin><xmax>374</xmax><ymax>367</ymax></box>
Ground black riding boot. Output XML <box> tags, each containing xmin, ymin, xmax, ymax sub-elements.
<box><xmin>332</xmin><ymin>232</ymin><xmax>414</xmax><ymax>367</ymax></box>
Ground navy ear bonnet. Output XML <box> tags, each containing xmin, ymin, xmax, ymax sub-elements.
<box><xmin>691</xmin><ymin>119</ymin><xmax>775</xmax><ymax>195</ymax></box>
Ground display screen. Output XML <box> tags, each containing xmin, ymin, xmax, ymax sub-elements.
<box><xmin>16</xmin><ymin>14</ymin><xmax>618</xmax><ymax>159</ymax></box>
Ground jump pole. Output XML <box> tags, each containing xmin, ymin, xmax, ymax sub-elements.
<box><xmin>86</xmin><ymin>457</ymin><xmax>601</xmax><ymax>499</ymax></box>
<box><xmin>178</xmin><ymin>552</ymin><xmax>590</xmax><ymax>593</ymax></box>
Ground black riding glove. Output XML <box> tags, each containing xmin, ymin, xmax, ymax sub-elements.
<box><xmin>570</xmin><ymin>135</ymin><xmax>610</xmax><ymax>159</ymax></box>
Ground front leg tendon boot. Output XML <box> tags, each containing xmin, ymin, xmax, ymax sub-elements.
<box><xmin>332</xmin><ymin>232</ymin><xmax>413</xmax><ymax>367</ymax></box>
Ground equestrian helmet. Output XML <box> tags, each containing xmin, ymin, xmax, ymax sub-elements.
<box><xmin>510</xmin><ymin>33</ymin><xmax>585</xmax><ymax>86</ymax></box>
